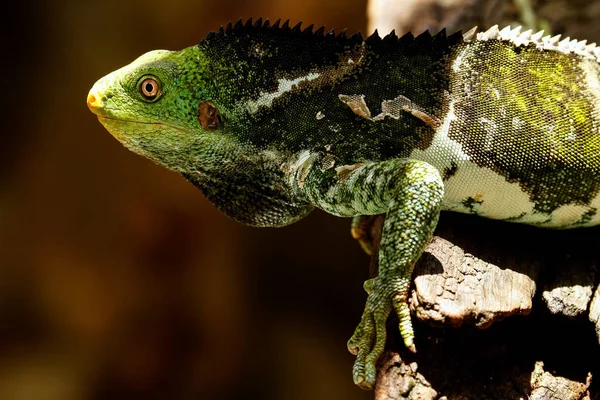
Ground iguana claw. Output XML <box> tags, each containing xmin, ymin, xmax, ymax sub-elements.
<box><xmin>347</xmin><ymin>276</ymin><xmax>413</xmax><ymax>389</ymax></box>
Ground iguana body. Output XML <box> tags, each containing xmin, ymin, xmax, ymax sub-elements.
<box><xmin>87</xmin><ymin>19</ymin><xmax>600</xmax><ymax>389</ymax></box>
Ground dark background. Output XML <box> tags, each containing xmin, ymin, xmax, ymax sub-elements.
<box><xmin>6</xmin><ymin>0</ymin><xmax>600</xmax><ymax>399</ymax></box>
<box><xmin>2</xmin><ymin>1</ymin><xmax>374</xmax><ymax>399</ymax></box>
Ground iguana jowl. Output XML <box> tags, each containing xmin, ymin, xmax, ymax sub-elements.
<box><xmin>87</xmin><ymin>19</ymin><xmax>600</xmax><ymax>389</ymax></box>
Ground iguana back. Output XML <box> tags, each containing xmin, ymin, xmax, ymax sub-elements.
<box><xmin>197</xmin><ymin>21</ymin><xmax>600</xmax><ymax>227</ymax></box>
<box><xmin>413</xmin><ymin>27</ymin><xmax>600</xmax><ymax>227</ymax></box>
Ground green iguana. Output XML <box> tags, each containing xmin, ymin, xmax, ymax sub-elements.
<box><xmin>87</xmin><ymin>19</ymin><xmax>600</xmax><ymax>389</ymax></box>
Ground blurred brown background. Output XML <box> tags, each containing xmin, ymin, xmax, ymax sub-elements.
<box><xmin>6</xmin><ymin>0</ymin><xmax>600</xmax><ymax>399</ymax></box>
<box><xmin>2</xmin><ymin>1</ymin><xmax>373</xmax><ymax>399</ymax></box>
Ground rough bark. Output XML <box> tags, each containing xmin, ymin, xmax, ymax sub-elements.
<box><xmin>529</xmin><ymin>362</ymin><xmax>593</xmax><ymax>400</ymax></box>
<box><xmin>369</xmin><ymin>213</ymin><xmax>599</xmax><ymax>400</ymax></box>
<box><xmin>412</xmin><ymin>235</ymin><xmax>538</xmax><ymax>329</ymax></box>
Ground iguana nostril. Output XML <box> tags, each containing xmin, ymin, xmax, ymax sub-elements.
<box><xmin>87</xmin><ymin>92</ymin><xmax>99</xmax><ymax>109</ymax></box>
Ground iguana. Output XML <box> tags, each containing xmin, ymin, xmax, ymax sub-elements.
<box><xmin>87</xmin><ymin>19</ymin><xmax>600</xmax><ymax>389</ymax></box>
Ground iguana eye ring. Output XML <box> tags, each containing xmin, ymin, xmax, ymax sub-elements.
<box><xmin>139</xmin><ymin>77</ymin><xmax>161</xmax><ymax>100</ymax></box>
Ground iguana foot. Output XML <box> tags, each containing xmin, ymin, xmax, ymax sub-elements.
<box><xmin>347</xmin><ymin>276</ymin><xmax>414</xmax><ymax>389</ymax></box>
<box><xmin>350</xmin><ymin>215</ymin><xmax>378</xmax><ymax>255</ymax></box>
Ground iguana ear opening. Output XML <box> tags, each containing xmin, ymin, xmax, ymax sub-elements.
<box><xmin>198</xmin><ymin>101</ymin><xmax>221</xmax><ymax>130</ymax></box>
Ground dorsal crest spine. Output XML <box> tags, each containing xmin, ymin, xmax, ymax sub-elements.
<box><xmin>469</xmin><ymin>24</ymin><xmax>600</xmax><ymax>62</ymax></box>
<box><xmin>199</xmin><ymin>17</ymin><xmax>463</xmax><ymax>49</ymax></box>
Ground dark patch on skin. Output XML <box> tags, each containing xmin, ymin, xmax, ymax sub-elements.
<box><xmin>447</xmin><ymin>40</ymin><xmax>600</xmax><ymax>213</ymax></box>
<box><xmin>577</xmin><ymin>207</ymin><xmax>597</xmax><ymax>225</ymax></box>
<box><xmin>413</xmin><ymin>125</ymin><xmax>436</xmax><ymax>152</ymax></box>
<box><xmin>502</xmin><ymin>211</ymin><xmax>528</xmax><ymax>222</ymax></box>
<box><xmin>442</xmin><ymin>161</ymin><xmax>458</xmax><ymax>180</ymax></box>
<box><xmin>462</xmin><ymin>196</ymin><xmax>483</xmax><ymax>215</ymax></box>
<box><xmin>531</xmin><ymin>217</ymin><xmax>553</xmax><ymax>226</ymax></box>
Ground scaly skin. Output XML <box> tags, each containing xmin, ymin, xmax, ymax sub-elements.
<box><xmin>88</xmin><ymin>19</ymin><xmax>600</xmax><ymax>389</ymax></box>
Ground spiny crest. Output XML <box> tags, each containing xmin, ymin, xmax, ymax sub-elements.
<box><xmin>365</xmin><ymin>27</ymin><xmax>463</xmax><ymax>49</ymax></box>
<box><xmin>200</xmin><ymin>17</ymin><xmax>363</xmax><ymax>46</ymax></box>
<box><xmin>200</xmin><ymin>17</ymin><xmax>463</xmax><ymax>50</ymax></box>
<box><xmin>467</xmin><ymin>25</ymin><xmax>600</xmax><ymax>62</ymax></box>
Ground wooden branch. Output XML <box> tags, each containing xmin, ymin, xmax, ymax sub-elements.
<box><xmin>412</xmin><ymin>235</ymin><xmax>537</xmax><ymax>329</ymax></box>
<box><xmin>368</xmin><ymin>212</ymin><xmax>599</xmax><ymax>399</ymax></box>
<box><xmin>530</xmin><ymin>362</ymin><xmax>592</xmax><ymax>400</ymax></box>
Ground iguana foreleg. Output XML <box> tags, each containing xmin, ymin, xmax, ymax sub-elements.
<box><xmin>288</xmin><ymin>155</ymin><xmax>444</xmax><ymax>389</ymax></box>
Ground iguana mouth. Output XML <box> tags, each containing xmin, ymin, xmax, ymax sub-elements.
<box><xmin>97</xmin><ymin>115</ymin><xmax>159</xmax><ymax>125</ymax></box>
<box><xmin>97</xmin><ymin>115</ymin><xmax>186</xmax><ymax>133</ymax></box>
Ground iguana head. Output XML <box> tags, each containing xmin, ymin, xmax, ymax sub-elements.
<box><xmin>87</xmin><ymin>48</ymin><xmax>218</xmax><ymax>172</ymax></box>
<box><xmin>87</xmin><ymin>41</ymin><xmax>315</xmax><ymax>227</ymax></box>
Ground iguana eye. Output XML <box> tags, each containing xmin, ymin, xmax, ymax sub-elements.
<box><xmin>139</xmin><ymin>77</ymin><xmax>161</xmax><ymax>100</ymax></box>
